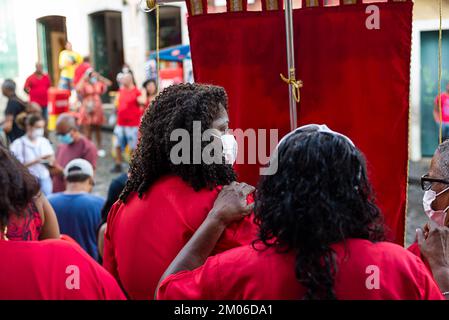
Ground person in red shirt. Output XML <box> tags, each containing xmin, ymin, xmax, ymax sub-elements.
<box><xmin>434</xmin><ymin>82</ymin><xmax>449</xmax><ymax>141</ymax></box>
<box><xmin>157</xmin><ymin>124</ymin><xmax>445</xmax><ymax>300</ymax></box>
<box><xmin>0</xmin><ymin>146</ymin><xmax>124</xmax><ymax>300</ymax></box>
<box><xmin>103</xmin><ymin>84</ymin><xmax>258</xmax><ymax>299</ymax></box>
<box><xmin>24</xmin><ymin>63</ymin><xmax>51</xmax><ymax>122</ymax></box>
<box><xmin>111</xmin><ymin>72</ymin><xmax>145</xmax><ymax>173</ymax></box>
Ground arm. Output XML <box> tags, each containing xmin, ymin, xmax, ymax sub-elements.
<box><xmin>24</xmin><ymin>77</ymin><xmax>31</xmax><ymax>95</ymax></box>
<box><xmin>75</xmin><ymin>77</ymin><xmax>86</xmax><ymax>95</ymax></box>
<box><xmin>3</xmin><ymin>115</ymin><xmax>13</xmax><ymax>133</ymax></box>
<box><xmin>417</xmin><ymin>222</ymin><xmax>449</xmax><ymax>299</ymax></box>
<box><xmin>98</xmin><ymin>223</ymin><xmax>107</xmax><ymax>259</ymax></box>
<box><xmin>137</xmin><ymin>94</ymin><xmax>146</xmax><ymax>106</ymax></box>
<box><xmin>157</xmin><ymin>182</ymin><xmax>255</xmax><ymax>296</ymax></box>
<box><xmin>36</xmin><ymin>193</ymin><xmax>60</xmax><ymax>240</ymax></box>
<box><xmin>99</xmin><ymin>75</ymin><xmax>113</xmax><ymax>87</ymax></box>
<box><xmin>23</xmin><ymin>157</ymin><xmax>45</xmax><ymax>167</ymax></box>
<box><xmin>434</xmin><ymin>101</ymin><xmax>441</xmax><ymax>123</ymax></box>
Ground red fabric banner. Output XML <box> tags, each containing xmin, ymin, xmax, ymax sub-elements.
<box><xmin>188</xmin><ymin>1</ymin><xmax>412</xmax><ymax>244</ymax></box>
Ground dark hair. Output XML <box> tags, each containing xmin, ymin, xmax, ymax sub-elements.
<box><xmin>25</xmin><ymin>113</ymin><xmax>44</xmax><ymax>128</ymax></box>
<box><xmin>254</xmin><ymin>128</ymin><xmax>385</xmax><ymax>300</ymax></box>
<box><xmin>66</xmin><ymin>174</ymin><xmax>91</xmax><ymax>183</ymax></box>
<box><xmin>143</xmin><ymin>79</ymin><xmax>157</xmax><ymax>95</ymax></box>
<box><xmin>120</xmin><ymin>83</ymin><xmax>236</xmax><ymax>202</ymax></box>
<box><xmin>0</xmin><ymin>146</ymin><xmax>40</xmax><ymax>228</ymax></box>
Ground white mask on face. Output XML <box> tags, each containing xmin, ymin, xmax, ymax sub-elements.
<box><xmin>31</xmin><ymin>128</ymin><xmax>44</xmax><ymax>139</ymax></box>
<box><xmin>423</xmin><ymin>186</ymin><xmax>449</xmax><ymax>226</ymax></box>
<box><xmin>213</xmin><ymin>133</ymin><xmax>238</xmax><ymax>165</ymax></box>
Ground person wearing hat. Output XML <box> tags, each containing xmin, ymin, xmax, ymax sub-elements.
<box><xmin>48</xmin><ymin>158</ymin><xmax>104</xmax><ymax>260</ymax></box>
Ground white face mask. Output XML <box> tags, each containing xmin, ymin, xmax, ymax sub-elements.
<box><xmin>31</xmin><ymin>128</ymin><xmax>44</xmax><ymax>139</ymax></box>
<box><xmin>213</xmin><ymin>133</ymin><xmax>238</xmax><ymax>165</ymax></box>
<box><xmin>423</xmin><ymin>186</ymin><xmax>449</xmax><ymax>226</ymax></box>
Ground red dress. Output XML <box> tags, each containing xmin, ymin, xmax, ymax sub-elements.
<box><xmin>157</xmin><ymin>239</ymin><xmax>444</xmax><ymax>300</ymax></box>
<box><xmin>78</xmin><ymin>80</ymin><xmax>106</xmax><ymax>126</ymax></box>
<box><xmin>7</xmin><ymin>202</ymin><xmax>43</xmax><ymax>241</ymax></box>
<box><xmin>103</xmin><ymin>175</ymin><xmax>258</xmax><ymax>300</ymax></box>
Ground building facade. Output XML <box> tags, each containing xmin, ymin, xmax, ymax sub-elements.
<box><xmin>0</xmin><ymin>0</ymin><xmax>188</xmax><ymax>107</ymax></box>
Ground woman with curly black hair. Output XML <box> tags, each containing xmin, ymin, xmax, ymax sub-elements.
<box><xmin>157</xmin><ymin>124</ymin><xmax>444</xmax><ymax>300</ymax></box>
<box><xmin>103</xmin><ymin>83</ymin><xmax>258</xmax><ymax>300</ymax></box>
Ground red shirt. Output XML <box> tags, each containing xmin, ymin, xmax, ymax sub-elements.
<box><xmin>117</xmin><ymin>87</ymin><xmax>143</xmax><ymax>127</ymax></box>
<box><xmin>103</xmin><ymin>175</ymin><xmax>258</xmax><ymax>300</ymax></box>
<box><xmin>24</xmin><ymin>73</ymin><xmax>51</xmax><ymax>107</ymax></box>
<box><xmin>0</xmin><ymin>239</ymin><xmax>125</xmax><ymax>299</ymax></box>
<box><xmin>53</xmin><ymin>136</ymin><xmax>98</xmax><ymax>192</ymax></box>
<box><xmin>157</xmin><ymin>239</ymin><xmax>444</xmax><ymax>300</ymax></box>
<box><xmin>73</xmin><ymin>62</ymin><xmax>91</xmax><ymax>86</ymax></box>
<box><xmin>435</xmin><ymin>93</ymin><xmax>449</xmax><ymax>123</ymax></box>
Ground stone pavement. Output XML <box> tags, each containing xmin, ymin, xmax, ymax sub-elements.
<box><xmin>405</xmin><ymin>158</ymin><xmax>431</xmax><ymax>246</ymax></box>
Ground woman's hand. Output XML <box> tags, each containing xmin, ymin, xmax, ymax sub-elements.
<box><xmin>209</xmin><ymin>181</ymin><xmax>255</xmax><ymax>226</ymax></box>
<box><xmin>157</xmin><ymin>181</ymin><xmax>256</xmax><ymax>293</ymax></box>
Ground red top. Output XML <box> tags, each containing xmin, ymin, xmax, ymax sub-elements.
<box><xmin>0</xmin><ymin>239</ymin><xmax>125</xmax><ymax>299</ymax></box>
<box><xmin>408</xmin><ymin>241</ymin><xmax>433</xmax><ymax>271</ymax></box>
<box><xmin>7</xmin><ymin>202</ymin><xmax>42</xmax><ymax>241</ymax></box>
<box><xmin>103</xmin><ymin>175</ymin><xmax>258</xmax><ymax>300</ymax></box>
<box><xmin>53</xmin><ymin>136</ymin><xmax>98</xmax><ymax>193</ymax></box>
<box><xmin>435</xmin><ymin>92</ymin><xmax>449</xmax><ymax>123</ymax></box>
<box><xmin>157</xmin><ymin>239</ymin><xmax>444</xmax><ymax>300</ymax></box>
<box><xmin>73</xmin><ymin>62</ymin><xmax>91</xmax><ymax>86</ymax></box>
<box><xmin>24</xmin><ymin>73</ymin><xmax>51</xmax><ymax>107</ymax></box>
<box><xmin>117</xmin><ymin>87</ymin><xmax>143</xmax><ymax>127</ymax></box>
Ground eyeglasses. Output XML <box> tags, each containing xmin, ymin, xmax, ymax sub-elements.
<box><xmin>421</xmin><ymin>174</ymin><xmax>449</xmax><ymax>191</ymax></box>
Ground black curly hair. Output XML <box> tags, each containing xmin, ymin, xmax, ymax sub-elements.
<box><xmin>254</xmin><ymin>127</ymin><xmax>385</xmax><ymax>300</ymax></box>
<box><xmin>0</xmin><ymin>146</ymin><xmax>40</xmax><ymax>229</ymax></box>
<box><xmin>120</xmin><ymin>83</ymin><xmax>236</xmax><ymax>202</ymax></box>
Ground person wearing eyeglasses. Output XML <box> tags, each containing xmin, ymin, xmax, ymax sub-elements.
<box><xmin>157</xmin><ymin>124</ymin><xmax>445</xmax><ymax>300</ymax></box>
<box><xmin>407</xmin><ymin>140</ymin><xmax>449</xmax><ymax>297</ymax></box>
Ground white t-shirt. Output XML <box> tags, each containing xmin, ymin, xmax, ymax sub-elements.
<box><xmin>10</xmin><ymin>135</ymin><xmax>54</xmax><ymax>179</ymax></box>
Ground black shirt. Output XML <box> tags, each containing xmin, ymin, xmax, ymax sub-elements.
<box><xmin>4</xmin><ymin>96</ymin><xmax>25</xmax><ymax>142</ymax></box>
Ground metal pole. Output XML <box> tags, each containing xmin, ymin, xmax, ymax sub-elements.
<box><xmin>284</xmin><ymin>0</ymin><xmax>297</xmax><ymax>130</ymax></box>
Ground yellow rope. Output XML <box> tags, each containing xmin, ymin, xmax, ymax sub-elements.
<box><xmin>156</xmin><ymin>4</ymin><xmax>160</xmax><ymax>94</ymax></box>
<box><xmin>438</xmin><ymin>0</ymin><xmax>443</xmax><ymax>144</ymax></box>
<box><xmin>280</xmin><ymin>70</ymin><xmax>303</xmax><ymax>103</ymax></box>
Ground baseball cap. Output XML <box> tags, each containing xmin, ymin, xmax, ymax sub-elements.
<box><xmin>64</xmin><ymin>158</ymin><xmax>94</xmax><ymax>178</ymax></box>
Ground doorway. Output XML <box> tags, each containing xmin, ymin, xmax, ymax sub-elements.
<box><xmin>36</xmin><ymin>16</ymin><xmax>67</xmax><ymax>86</ymax></box>
<box><xmin>420</xmin><ymin>30</ymin><xmax>449</xmax><ymax>157</ymax></box>
<box><xmin>147</xmin><ymin>6</ymin><xmax>182</xmax><ymax>51</ymax></box>
<box><xmin>89</xmin><ymin>11</ymin><xmax>124</xmax><ymax>91</ymax></box>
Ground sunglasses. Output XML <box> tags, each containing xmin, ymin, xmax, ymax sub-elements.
<box><xmin>421</xmin><ymin>174</ymin><xmax>449</xmax><ymax>191</ymax></box>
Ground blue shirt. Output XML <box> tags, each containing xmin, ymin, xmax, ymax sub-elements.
<box><xmin>48</xmin><ymin>193</ymin><xmax>104</xmax><ymax>260</ymax></box>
